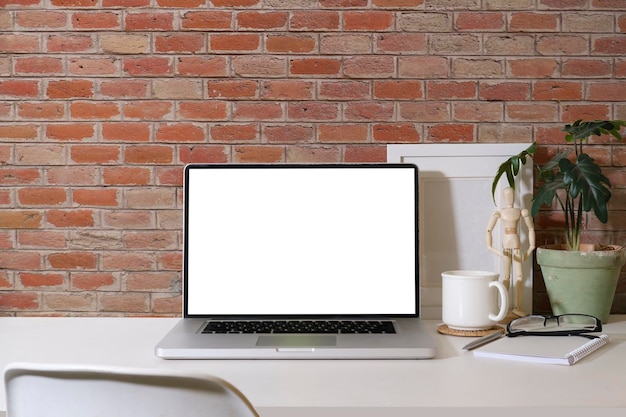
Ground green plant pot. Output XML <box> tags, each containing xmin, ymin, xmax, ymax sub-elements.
<box><xmin>537</xmin><ymin>245</ymin><xmax>625</xmax><ymax>324</ymax></box>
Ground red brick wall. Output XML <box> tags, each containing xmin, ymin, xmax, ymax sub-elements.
<box><xmin>0</xmin><ymin>0</ymin><xmax>625</xmax><ymax>316</ymax></box>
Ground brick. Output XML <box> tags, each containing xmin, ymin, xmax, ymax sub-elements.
<box><xmin>399</xmin><ymin>102</ymin><xmax>450</xmax><ymax>122</ymax></box>
<box><xmin>18</xmin><ymin>188</ymin><xmax>67</xmax><ymax>206</ymax></box>
<box><xmin>0</xmin><ymin>211</ymin><xmax>42</xmax><ymax>229</ymax></box>
<box><xmin>233</xmin><ymin>102</ymin><xmax>283</xmax><ymax>120</ymax></box>
<box><xmin>102</xmin><ymin>122</ymin><xmax>151</xmax><ymax>142</ymax></box>
<box><xmin>262</xmin><ymin>124</ymin><xmax>314</xmax><ymax>143</ymax></box>
<box><xmin>152</xmin><ymin>294</ymin><xmax>181</xmax><ymax>315</ymax></box>
<box><xmin>506</xmin><ymin>103</ymin><xmax>558</xmax><ymax>122</ymax></box>
<box><xmin>18</xmin><ymin>231</ymin><xmax>65</xmax><ymax>250</ymax></box>
<box><xmin>0</xmin><ymin>80</ymin><xmax>39</xmax><ymax>99</ymax></box>
<box><xmin>101</xmin><ymin>290</ymin><xmax>151</xmax><ymax>312</ymax></box>
<box><xmin>103</xmin><ymin>167</ymin><xmax>151</xmax><ymax>186</ymax></box>
<box><xmin>455</xmin><ymin>12</ymin><xmax>505</xmax><ymax>31</ymax></box>
<box><xmin>536</xmin><ymin>35</ymin><xmax>589</xmax><ymax>55</ymax></box>
<box><xmin>429</xmin><ymin>34</ymin><xmax>481</xmax><ymax>54</ymax></box>
<box><xmin>266</xmin><ymin>34</ymin><xmax>316</xmax><ymax>53</ymax></box>
<box><xmin>70</xmin><ymin>101</ymin><xmax>120</xmax><ymax>120</ymax></box>
<box><xmin>233</xmin><ymin>56</ymin><xmax>286</xmax><ymax>77</ymax></box>
<box><xmin>318</xmin><ymin>124</ymin><xmax>368</xmax><ymax>143</ymax></box>
<box><xmin>17</xmin><ymin>102</ymin><xmax>65</xmax><ymax>120</ymax></box>
<box><xmin>103</xmin><ymin>0</ymin><xmax>151</xmax><ymax>6</ymax></box>
<box><xmin>588</xmin><ymin>82</ymin><xmax>626</xmax><ymax>101</ymax></box>
<box><xmin>19</xmin><ymin>272</ymin><xmax>65</xmax><ymax>289</ymax></box>
<box><xmin>72</xmin><ymin>12</ymin><xmax>120</xmax><ymax>30</ymax></box>
<box><xmin>372</xmin><ymin>123</ymin><xmax>420</xmax><ymax>143</ymax></box>
<box><xmin>0</xmin><ymin>168</ymin><xmax>40</xmax><ymax>185</ymax></box>
<box><xmin>478</xmin><ymin>124</ymin><xmax>533</xmax><ymax>144</ymax></box>
<box><xmin>178</xmin><ymin>101</ymin><xmax>228</xmax><ymax>121</ymax></box>
<box><xmin>155</xmin><ymin>34</ymin><xmax>204</xmax><ymax>53</ymax></box>
<box><xmin>479</xmin><ymin>81</ymin><xmax>530</xmax><ymax>101</ymax></box>
<box><xmin>452</xmin><ymin>58</ymin><xmax>503</xmax><ymax>78</ymax></box>
<box><xmin>44</xmin><ymin>293</ymin><xmax>96</xmax><ymax>312</ymax></box>
<box><xmin>73</xmin><ymin>188</ymin><xmax>118</xmax><ymax>207</ymax></box>
<box><xmin>344</xmin><ymin>145</ymin><xmax>386</xmax><ymax>163</ymax></box>
<box><xmin>509</xmin><ymin>13</ymin><xmax>559</xmax><ymax>32</ymax></box>
<box><xmin>47</xmin><ymin>80</ymin><xmax>94</xmax><ymax>99</ymax></box>
<box><xmin>428</xmin><ymin>81</ymin><xmax>477</xmax><ymax>100</ymax></box>
<box><xmin>123</xmin><ymin>101</ymin><xmax>173</xmax><ymax>120</ymax></box>
<box><xmin>124</xmin><ymin>272</ymin><xmax>178</xmax><ymax>291</ymax></box>
<box><xmin>181</xmin><ymin>11</ymin><xmax>233</xmax><ymax>30</ymax></box>
<box><xmin>290</xmin><ymin>11</ymin><xmax>339</xmax><ymax>31</ymax></box>
<box><xmin>533</xmin><ymin>81</ymin><xmax>583</xmax><ymax>101</ymax></box>
<box><xmin>156</xmin><ymin>0</ymin><xmax>204</xmax><ymax>5</ymax></box>
<box><xmin>101</xmin><ymin>80</ymin><xmax>149</xmax><ymax>98</ymax></box>
<box><xmin>290</xmin><ymin>58</ymin><xmax>341</xmax><ymax>76</ymax></box>
<box><xmin>319</xmin><ymin>81</ymin><xmax>370</xmax><ymax>100</ymax></box>
<box><xmin>453</xmin><ymin>102</ymin><xmax>503</xmax><ymax>122</ymax></box>
<box><xmin>46</xmin><ymin>124</ymin><xmax>94</xmax><ymax>141</ymax></box>
<box><xmin>47</xmin><ymin>209</ymin><xmax>95</xmax><ymax>227</ymax></box>
<box><xmin>398</xmin><ymin>56</ymin><xmax>448</xmax><ymax>78</ymax></box>
<box><xmin>0</xmin><ymin>34</ymin><xmax>40</xmax><ymax>53</ymax></box>
<box><xmin>427</xmin><ymin>123</ymin><xmax>474</xmax><ymax>142</ymax></box>
<box><xmin>262</xmin><ymin>80</ymin><xmax>314</xmax><ymax>100</ymax></box>
<box><xmin>153</xmin><ymin>79</ymin><xmax>203</xmax><ymax>100</ymax></box>
<box><xmin>210</xmin><ymin>34</ymin><xmax>260</xmax><ymax>52</ymax></box>
<box><xmin>344</xmin><ymin>102</ymin><xmax>394</xmax><ymax>121</ymax></box>
<box><xmin>125</xmin><ymin>232</ymin><xmax>177</xmax><ymax>250</ymax></box>
<box><xmin>16</xmin><ymin>11</ymin><xmax>66</xmax><ymax>29</ymax></box>
<box><xmin>344</xmin><ymin>56</ymin><xmax>394</xmax><ymax>78</ymax></box>
<box><xmin>47</xmin><ymin>34</ymin><xmax>95</xmax><ymax>53</ymax></box>
<box><xmin>508</xmin><ymin>58</ymin><xmax>559</xmax><ymax>78</ymax></box>
<box><xmin>69</xmin><ymin>57</ymin><xmax>118</xmax><ymax>76</ymax></box>
<box><xmin>71</xmin><ymin>272</ymin><xmax>118</xmax><ymax>291</ymax></box>
<box><xmin>210</xmin><ymin>123</ymin><xmax>259</xmax><ymax>142</ymax></box>
<box><xmin>320</xmin><ymin>34</ymin><xmax>371</xmax><ymax>54</ymax></box>
<box><xmin>375</xmin><ymin>33</ymin><xmax>426</xmax><ymax>54</ymax></box>
<box><xmin>103</xmin><ymin>210</ymin><xmax>154</xmax><ymax>229</ymax></box>
<box><xmin>344</xmin><ymin>11</ymin><xmax>393</xmax><ymax>31</ymax></box>
<box><xmin>288</xmin><ymin>102</ymin><xmax>339</xmax><ymax>121</ymax></box>
<box><xmin>233</xmin><ymin>145</ymin><xmax>284</xmax><ymax>163</ymax></box>
<box><xmin>176</xmin><ymin>56</ymin><xmax>228</xmax><ymax>77</ymax></box>
<box><xmin>0</xmin><ymin>292</ymin><xmax>40</xmax><ymax>310</ymax></box>
<box><xmin>399</xmin><ymin>12</ymin><xmax>451</xmax><ymax>32</ymax></box>
<box><xmin>52</xmin><ymin>0</ymin><xmax>98</xmax><ymax>6</ymax></box>
<box><xmin>562</xmin><ymin>58</ymin><xmax>612</xmax><ymax>78</ymax></box>
<box><xmin>484</xmin><ymin>35</ymin><xmax>534</xmax><ymax>55</ymax></box>
<box><xmin>15</xmin><ymin>145</ymin><xmax>64</xmax><ymax>165</ymax></box>
<box><xmin>208</xmin><ymin>80</ymin><xmax>259</xmax><ymax>99</ymax></box>
<box><xmin>156</xmin><ymin>123</ymin><xmax>205</xmax><ymax>142</ymax></box>
<box><xmin>125</xmin><ymin>188</ymin><xmax>176</xmax><ymax>209</ymax></box>
<box><xmin>124</xmin><ymin>145</ymin><xmax>174</xmax><ymax>164</ymax></box>
<box><xmin>561</xmin><ymin>104</ymin><xmax>610</xmax><ymax>122</ymax></box>
<box><xmin>123</xmin><ymin>57</ymin><xmax>173</xmax><ymax>76</ymax></box>
<box><xmin>47</xmin><ymin>166</ymin><xmax>98</xmax><ymax>185</ymax></box>
<box><xmin>125</xmin><ymin>12</ymin><xmax>174</xmax><ymax>31</ymax></box>
<box><xmin>15</xmin><ymin>57</ymin><xmax>64</xmax><ymax>75</ymax></box>
<box><xmin>237</xmin><ymin>11</ymin><xmax>287</xmax><ymax>30</ymax></box>
<box><xmin>593</xmin><ymin>36</ymin><xmax>626</xmax><ymax>55</ymax></box>
<box><xmin>48</xmin><ymin>252</ymin><xmax>97</xmax><ymax>270</ymax></box>
<box><xmin>179</xmin><ymin>145</ymin><xmax>229</xmax><ymax>164</ymax></box>
<box><xmin>286</xmin><ymin>145</ymin><xmax>341</xmax><ymax>163</ymax></box>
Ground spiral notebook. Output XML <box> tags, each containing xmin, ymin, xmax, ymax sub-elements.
<box><xmin>473</xmin><ymin>334</ymin><xmax>610</xmax><ymax>365</ymax></box>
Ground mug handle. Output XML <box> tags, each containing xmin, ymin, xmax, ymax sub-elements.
<box><xmin>488</xmin><ymin>281</ymin><xmax>509</xmax><ymax>322</ymax></box>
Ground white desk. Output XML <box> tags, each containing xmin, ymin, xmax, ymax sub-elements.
<box><xmin>1</xmin><ymin>317</ymin><xmax>626</xmax><ymax>417</ymax></box>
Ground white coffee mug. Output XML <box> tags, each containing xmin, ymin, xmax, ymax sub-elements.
<box><xmin>441</xmin><ymin>270</ymin><xmax>508</xmax><ymax>331</ymax></box>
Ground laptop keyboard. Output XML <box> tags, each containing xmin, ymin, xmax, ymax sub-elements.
<box><xmin>201</xmin><ymin>320</ymin><xmax>397</xmax><ymax>334</ymax></box>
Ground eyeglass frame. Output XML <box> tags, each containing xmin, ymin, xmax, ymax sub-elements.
<box><xmin>506</xmin><ymin>314</ymin><xmax>602</xmax><ymax>339</ymax></box>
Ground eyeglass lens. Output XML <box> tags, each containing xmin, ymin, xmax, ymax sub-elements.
<box><xmin>509</xmin><ymin>314</ymin><xmax>598</xmax><ymax>332</ymax></box>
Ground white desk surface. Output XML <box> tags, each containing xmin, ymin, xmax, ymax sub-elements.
<box><xmin>1</xmin><ymin>316</ymin><xmax>626</xmax><ymax>417</ymax></box>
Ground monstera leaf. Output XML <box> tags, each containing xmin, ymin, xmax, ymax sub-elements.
<box><xmin>559</xmin><ymin>153</ymin><xmax>611</xmax><ymax>223</ymax></box>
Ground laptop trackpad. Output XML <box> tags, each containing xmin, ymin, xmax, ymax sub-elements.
<box><xmin>256</xmin><ymin>335</ymin><xmax>336</xmax><ymax>347</ymax></box>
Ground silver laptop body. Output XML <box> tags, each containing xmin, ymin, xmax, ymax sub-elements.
<box><xmin>155</xmin><ymin>163</ymin><xmax>436</xmax><ymax>359</ymax></box>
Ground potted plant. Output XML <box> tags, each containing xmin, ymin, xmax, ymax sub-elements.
<box><xmin>493</xmin><ymin>119</ymin><xmax>626</xmax><ymax>323</ymax></box>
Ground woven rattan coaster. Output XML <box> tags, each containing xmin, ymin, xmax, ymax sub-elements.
<box><xmin>437</xmin><ymin>324</ymin><xmax>504</xmax><ymax>337</ymax></box>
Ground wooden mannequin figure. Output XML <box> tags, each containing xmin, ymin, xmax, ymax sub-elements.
<box><xmin>486</xmin><ymin>187</ymin><xmax>535</xmax><ymax>319</ymax></box>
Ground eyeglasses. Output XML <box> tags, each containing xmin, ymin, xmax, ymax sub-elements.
<box><xmin>506</xmin><ymin>314</ymin><xmax>602</xmax><ymax>339</ymax></box>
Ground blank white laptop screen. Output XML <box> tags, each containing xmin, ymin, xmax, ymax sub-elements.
<box><xmin>184</xmin><ymin>164</ymin><xmax>418</xmax><ymax>317</ymax></box>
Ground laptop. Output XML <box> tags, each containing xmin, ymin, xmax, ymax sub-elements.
<box><xmin>155</xmin><ymin>163</ymin><xmax>436</xmax><ymax>359</ymax></box>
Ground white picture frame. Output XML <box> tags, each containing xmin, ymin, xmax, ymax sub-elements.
<box><xmin>388</xmin><ymin>144</ymin><xmax>533</xmax><ymax>319</ymax></box>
